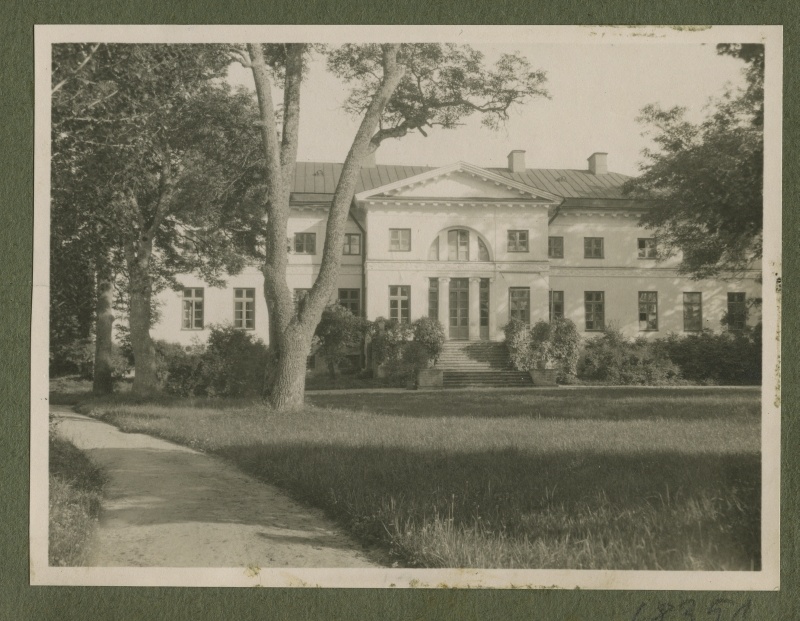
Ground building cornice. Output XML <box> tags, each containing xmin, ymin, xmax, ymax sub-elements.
<box><xmin>365</xmin><ymin>260</ymin><xmax>550</xmax><ymax>273</ymax></box>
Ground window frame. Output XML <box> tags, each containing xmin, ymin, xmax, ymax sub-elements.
<box><xmin>584</xmin><ymin>291</ymin><xmax>605</xmax><ymax>332</ymax></box>
<box><xmin>507</xmin><ymin>230</ymin><xmax>529</xmax><ymax>253</ymax></box>
<box><xmin>448</xmin><ymin>229</ymin><xmax>470</xmax><ymax>261</ymax></box>
<box><xmin>428</xmin><ymin>278</ymin><xmax>439</xmax><ymax>320</ymax></box>
<box><xmin>548</xmin><ymin>236</ymin><xmax>564</xmax><ymax>259</ymax></box>
<box><xmin>182</xmin><ymin>287</ymin><xmax>204</xmax><ymax>330</ymax></box>
<box><xmin>338</xmin><ymin>288</ymin><xmax>361</xmax><ymax>316</ymax></box>
<box><xmin>508</xmin><ymin>287</ymin><xmax>531</xmax><ymax>324</ymax></box>
<box><xmin>637</xmin><ymin>238</ymin><xmax>657</xmax><ymax>259</ymax></box>
<box><xmin>549</xmin><ymin>290</ymin><xmax>564</xmax><ymax>321</ymax></box>
<box><xmin>389</xmin><ymin>285</ymin><xmax>411</xmax><ymax>323</ymax></box>
<box><xmin>389</xmin><ymin>228</ymin><xmax>411</xmax><ymax>252</ymax></box>
<box><xmin>342</xmin><ymin>233</ymin><xmax>361</xmax><ymax>256</ymax></box>
<box><xmin>638</xmin><ymin>291</ymin><xmax>659</xmax><ymax>332</ymax></box>
<box><xmin>727</xmin><ymin>292</ymin><xmax>747</xmax><ymax>331</ymax></box>
<box><xmin>233</xmin><ymin>287</ymin><xmax>256</xmax><ymax>330</ymax></box>
<box><xmin>584</xmin><ymin>237</ymin><xmax>604</xmax><ymax>259</ymax></box>
<box><xmin>683</xmin><ymin>292</ymin><xmax>703</xmax><ymax>332</ymax></box>
<box><xmin>293</xmin><ymin>232</ymin><xmax>316</xmax><ymax>255</ymax></box>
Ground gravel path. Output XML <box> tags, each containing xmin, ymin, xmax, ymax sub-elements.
<box><xmin>51</xmin><ymin>406</ymin><xmax>380</xmax><ymax>568</ymax></box>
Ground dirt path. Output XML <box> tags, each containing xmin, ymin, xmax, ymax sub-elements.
<box><xmin>51</xmin><ymin>406</ymin><xmax>381</xmax><ymax>568</ymax></box>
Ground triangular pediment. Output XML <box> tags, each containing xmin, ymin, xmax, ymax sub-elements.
<box><xmin>355</xmin><ymin>162</ymin><xmax>560</xmax><ymax>203</ymax></box>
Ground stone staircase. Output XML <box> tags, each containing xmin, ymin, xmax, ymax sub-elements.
<box><xmin>435</xmin><ymin>341</ymin><xmax>533</xmax><ymax>388</ymax></box>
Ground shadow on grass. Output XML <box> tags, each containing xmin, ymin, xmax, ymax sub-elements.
<box><xmin>306</xmin><ymin>387</ymin><xmax>761</xmax><ymax>421</ymax></box>
<box><xmin>213</xmin><ymin>442</ymin><xmax>761</xmax><ymax>571</ymax></box>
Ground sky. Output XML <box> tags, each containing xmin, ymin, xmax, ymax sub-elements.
<box><xmin>227</xmin><ymin>42</ymin><xmax>749</xmax><ymax>177</ymax></box>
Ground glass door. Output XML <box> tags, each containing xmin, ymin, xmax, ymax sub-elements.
<box><xmin>449</xmin><ymin>278</ymin><xmax>469</xmax><ymax>339</ymax></box>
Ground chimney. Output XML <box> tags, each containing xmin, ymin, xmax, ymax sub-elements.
<box><xmin>507</xmin><ymin>150</ymin><xmax>526</xmax><ymax>173</ymax></box>
<box><xmin>587</xmin><ymin>152</ymin><xmax>608</xmax><ymax>175</ymax></box>
<box><xmin>362</xmin><ymin>151</ymin><xmax>376</xmax><ymax>168</ymax></box>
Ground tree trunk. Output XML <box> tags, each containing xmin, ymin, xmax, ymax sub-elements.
<box><xmin>268</xmin><ymin>326</ymin><xmax>311</xmax><ymax>409</ymax></box>
<box><xmin>126</xmin><ymin>241</ymin><xmax>159</xmax><ymax>396</ymax></box>
<box><xmin>92</xmin><ymin>265</ymin><xmax>115</xmax><ymax>395</ymax></box>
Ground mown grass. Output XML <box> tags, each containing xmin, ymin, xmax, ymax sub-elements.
<box><xmin>49</xmin><ymin>430</ymin><xmax>106</xmax><ymax>566</ymax></box>
<box><xmin>77</xmin><ymin>387</ymin><xmax>761</xmax><ymax>570</ymax></box>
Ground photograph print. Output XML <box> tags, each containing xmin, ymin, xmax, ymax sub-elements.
<box><xmin>32</xmin><ymin>25</ymin><xmax>781</xmax><ymax>589</ymax></box>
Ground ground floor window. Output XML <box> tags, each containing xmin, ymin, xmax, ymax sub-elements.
<box><xmin>182</xmin><ymin>287</ymin><xmax>204</xmax><ymax>330</ymax></box>
<box><xmin>683</xmin><ymin>292</ymin><xmax>703</xmax><ymax>331</ymax></box>
<box><xmin>727</xmin><ymin>292</ymin><xmax>747</xmax><ymax>330</ymax></box>
<box><xmin>549</xmin><ymin>290</ymin><xmax>564</xmax><ymax>321</ymax></box>
<box><xmin>389</xmin><ymin>285</ymin><xmax>410</xmax><ymax>323</ymax></box>
<box><xmin>509</xmin><ymin>287</ymin><xmax>530</xmax><ymax>324</ymax></box>
<box><xmin>338</xmin><ymin>288</ymin><xmax>361</xmax><ymax>315</ymax></box>
<box><xmin>638</xmin><ymin>291</ymin><xmax>658</xmax><ymax>331</ymax></box>
<box><xmin>428</xmin><ymin>278</ymin><xmax>439</xmax><ymax>320</ymax></box>
<box><xmin>479</xmin><ymin>279</ymin><xmax>490</xmax><ymax>336</ymax></box>
<box><xmin>233</xmin><ymin>288</ymin><xmax>255</xmax><ymax>329</ymax></box>
<box><xmin>584</xmin><ymin>291</ymin><xmax>604</xmax><ymax>331</ymax></box>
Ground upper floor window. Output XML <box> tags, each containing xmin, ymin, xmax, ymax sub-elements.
<box><xmin>343</xmin><ymin>233</ymin><xmax>361</xmax><ymax>256</ymax></box>
<box><xmin>548</xmin><ymin>236</ymin><xmax>564</xmax><ymax>259</ymax></box>
<box><xmin>584</xmin><ymin>291</ymin><xmax>604</xmax><ymax>331</ymax></box>
<box><xmin>448</xmin><ymin>229</ymin><xmax>469</xmax><ymax>261</ymax></box>
<box><xmin>638</xmin><ymin>291</ymin><xmax>658</xmax><ymax>331</ymax></box>
<box><xmin>727</xmin><ymin>292</ymin><xmax>747</xmax><ymax>331</ymax></box>
<box><xmin>294</xmin><ymin>232</ymin><xmax>316</xmax><ymax>254</ymax></box>
<box><xmin>683</xmin><ymin>292</ymin><xmax>702</xmax><ymax>332</ymax></box>
<box><xmin>338</xmin><ymin>288</ymin><xmax>361</xmax><ymax>315</ymax></box>
<box><xmin>233</xmin><ymin>288</ymin><xmax>255</xmax><ymax>330</ymax></box>
<box><xmin>638</xmin><ymin>238</ymin><xmax>657</xmax><ymax>259</ymax></box>
<box><xmin>508</xmin><ymin>230</ymin><xmax>529</xmax><ymax>253</ymax></box>
<box><xmin>584</xmin><ymin>237</ymin><xmax>604</xmax><ymax>259</ymax></box>
<box><xmin>182</xmin><ymin>287</ymin><xmax>204</xmax><ymax>330</ymax></box>
<box><xmin>390</xmin><ymin>228</ymin><xmax>411</xmax><ymax>252</ymax></box>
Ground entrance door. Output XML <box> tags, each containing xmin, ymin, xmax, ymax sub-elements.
<box><xmin>449</xmin><ymin>278</ymin><xmax>469</xmax><ymax>339</ymax></box>
<box><xmin>479</xmin><ymin>278</ymin><xmax>490</xmax><ymax>340</ymax></box>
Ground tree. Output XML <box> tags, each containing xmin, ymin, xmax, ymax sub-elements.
<box><xmin>51</xmin><ymin>44</ymin><xmax>266</xmax><ymax>395</ymax></box>
<box><xmin>314</xmin><ymin>304</ymin><xmax>367</xmax><ymax>379</ymax></box>
<box><xmin>240</xmin><ymin>43</ymin><xmax>549</xmax><ymax>408</ymax></box>
<box><xmin>624</xmin><ymin>44</ymin><xmax>764</xmax><ymax>280</ymax></box>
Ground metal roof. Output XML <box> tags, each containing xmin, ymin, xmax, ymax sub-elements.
<box><xmin>291</xmin><ymin>162</ymin><xmax>632</xmax><ymax>201</ymax></box>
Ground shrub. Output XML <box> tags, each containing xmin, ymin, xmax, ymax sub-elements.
<box><xmin>154</xmin><ymin>340</ymin><xmax>206</xmax><ymax>397</ymax></box>
<box><xmin>503</xmin><ymin>319</ymin><xmax>532</xmax><ymax>371</ymax></box>
<box><xmin>504</xmin><ymin>318</ymin><xmax>580</xmax><ymax>383</ymax></box>
<box><xmin>370</xmin><ymin>318</ymin><xmax>414</xmax><ymax>367</ymax></box>
<box><xmin>315</xmin><ymin>305</ymin><xmax>368</xmax><ymax>378</ymax></box>
<box><xmin>579</xmin><ymin>329</ymin><xmax>681</xmax><ymax>385</ymax></box>
<box><xmin>411</xmin><ymin>317</ymin><xmax>446</xmax><ymax>364</ymax></box>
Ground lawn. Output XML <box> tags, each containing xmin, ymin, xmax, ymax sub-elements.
<box><xmin>76</xmin><ymin>387</ymin><xmax>761</xmax><ymax>570</ymax></box>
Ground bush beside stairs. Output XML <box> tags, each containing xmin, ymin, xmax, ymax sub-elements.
<box><xmin>435</xmin><ymin>341</ymin><xmax>533</xmax><ymax>388</ymax></box>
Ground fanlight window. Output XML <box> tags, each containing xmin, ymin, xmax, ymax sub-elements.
<box><xmin>428</xmin><ymin>229</ymin><xmax>491</xmax><ymax>262</ymax></box>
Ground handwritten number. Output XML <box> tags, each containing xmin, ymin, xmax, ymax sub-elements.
<box><xmin>707</xmin><ymin>598</ymin><xmax>734</xmax><ymax>621</ymax></box>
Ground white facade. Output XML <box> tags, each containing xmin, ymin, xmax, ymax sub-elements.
<box><xmin>150</xmin><ymin>155</ymin><xmax>761</xmax><ymax>346</ymax></box>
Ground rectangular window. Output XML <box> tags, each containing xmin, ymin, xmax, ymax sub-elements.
<box><xmin>549</xmin><ymin>291</ymin><xmax>564</xmax><ymax>321</ymax></box>
<box><xmin>338</xmin><ymin>288</ymin><xmax>361</xmax><ymax>315</ymax></box>
<box><xmin>448</xmin><ymin>229</ymin><xmax>469</xmax><ymax>261</ymax></box>
<box><xmin>294</xmin><ymin>232</ymin><xmax>316</xmax><ymax>254</ymax></box>
<box><xmin>389</xmin><ymin>228</ymin><xmax>411</xmax><ymax>252</ymax></box>
<box><xmin>293</xmin><ymin>288</ymin><xmax>311</xmax><ymax>312</ymax></box>
<box><xmin>389</xmin><ymin>285</ymin><xmax>410</xmax><ymax>323</ymax></box>
<box><xmin>182</xmin><ymin>287</ymin><xmax>204</xmax><ymax>330</ymax></box>
<box><xmin>548</xmin><ymin>236</ymin><xmax>564</xmax><ymax>258</ymax></box>
<box><xmin>584</xmin><ymin>291</ymin><xmax>605</xmax><ymax>331</ymax></box>
<box><xmin>638</xmin><ymin>238</ymin><xmax>657</xmax><ymax>259</ymax></box>
<box><xmin>343</xmin><ymin>233</ymin><xmax>361</xmax><ymax>256</ymax></box>
<box><xmin>584</xmin><ymin>237</ymin><xmax>604</xmax><ymax>259</ymax></box>
<box><xmin>638</xmin><ymin>291</ymin><xmax>659</xmax><ymax>331</ymax></box>
<box><xmin>507</xmin><ymin>230</ymin><xmax>529</xmax><ymax>252</ymax></box>
<box><xmin>233</xmin><ymin>288</ymin><xmax>255</xmax><ymax>330</ymax></box>
<box><xmin>509</xmin><ymin>287</ymin><xmax>530</xmax><ymax>324</ymax></box>
<box><xmin>428</xmin><ymin>278</ymin><xmax>439</xmax><ymax>320</ymax></box>
<box><xmin>683</xmin><ymin>292</ymin><xmax>703</xmax><ymax>332</ymax></box>
<box><xmin>727</xmin><ymin>292</ymin><xmax>747</xmax><ymax>331</ymax></box>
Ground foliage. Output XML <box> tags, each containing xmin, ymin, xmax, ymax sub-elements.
<box><xmin>314</xmin><ymin>304</ymin><xmax>368</xmax><ymax>378</ymax></box>
<box><xmin>370</xmin><ymin>318</ymin><xmax>414</xmax><ymax>367</ymax></box>
<box><xmin>504</xmin><ymin>318</ymin><xmax>580</xmax><ymax>382</ymax></box>
<box><xmin>156</xmin><ymin>326</ymin><xmax>271</xmax><ymax>397</ymax></box>
<box><xmin>579</xmin><ymin>329</ymin><xmax>682</xmax><ymax>386</ymax></box>
<box><xmin>624</xmin><ymin>44</ymin><xmax>764</xmax><ymax>279</ymax></box>
<box><xmin>49</xmin><ymin>433</ymin><xmax>105</xmax><ymax>566</ymax></box>
<box><xmin>411</xmin><ymin>316</ymin><xmax>446</xmax><ymax>364</ymax></box>
<box><xmin>654</xmin><ymin>326</ymin><xmax>761</xmax><ymax>385</ymax></box>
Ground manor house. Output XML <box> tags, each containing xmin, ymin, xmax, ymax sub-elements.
<box><xmin>150</xmin><ymin>150</ymin><xmax>761</xmax><ymax>346</ymax></box>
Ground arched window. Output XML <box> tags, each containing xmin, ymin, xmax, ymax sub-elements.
<box><xmin>448</xmin><ymin>229</ymin><xmax>469</xmax><ymax>261</ymax></box>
